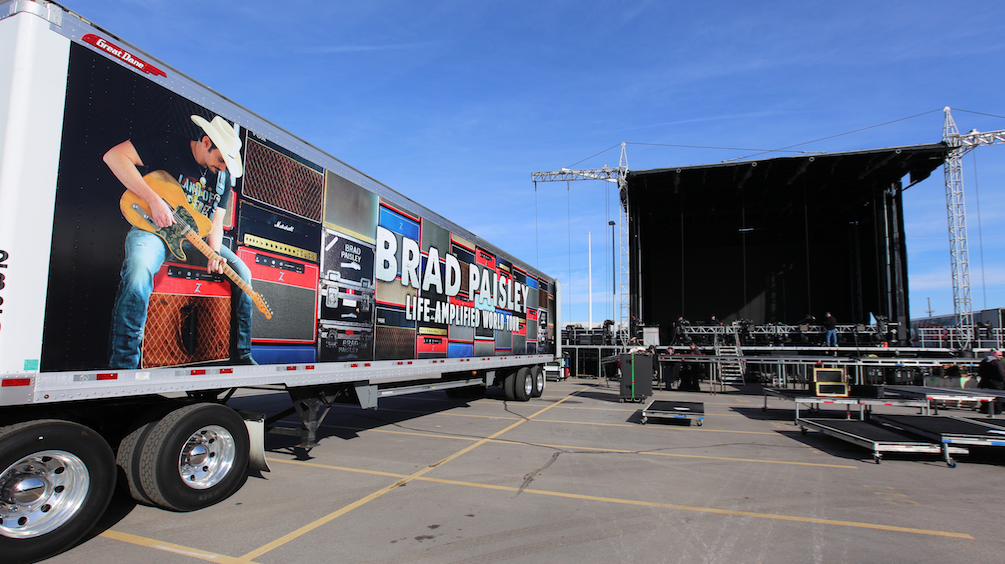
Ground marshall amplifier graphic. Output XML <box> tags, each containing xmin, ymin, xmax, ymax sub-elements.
<box><xmin>242</xmin><ymin>133</ymin><xmax>324</xmax><ymax>222</ymax></box>
<box><xmin>142</xmin><ymin>263</ymin><xmax>231</xmax><ymax>368</ymax></box>
<box><xmin>239</xmin><ymin>247</ymin><xmax>319</xmax><ymax>344</ymax></box>
<box><xmin>319</xmin><ymin>322</ymin><xmax>374</xmax><ymax>362</ymax></box>
<box><xmin>238</xmin><ymin>201</ymin><xmax>321</xmax><ymax>264</ymax></box>
<box><xmin>320</xmin><ymin>229</ymin><xmax>375</xmax><ymax>327</ymax></box>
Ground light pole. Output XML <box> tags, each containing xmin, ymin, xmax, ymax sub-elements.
<box><xmin>609</xmin><ymin>220</ymin><xmax>616</xmax><ymax>331</ymax></box>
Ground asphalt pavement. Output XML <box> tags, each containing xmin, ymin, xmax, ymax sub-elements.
<box><xmin>43</xmin><ymin>378</ymin><xmax>1005</xmax><ymax>563</ymax></box>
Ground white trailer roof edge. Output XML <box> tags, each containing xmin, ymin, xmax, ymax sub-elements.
<box><xmin>20</xmin><ymin>0</ymin><xmax>553</xmax><ymax>282</ymax></box>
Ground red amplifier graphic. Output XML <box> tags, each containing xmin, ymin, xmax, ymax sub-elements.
<box><xmin>416</xmin><ymin>327</ymin><xmax>448</xmax><ymax>358</ymax></box>
<box><xmin>239</xmin><ymin>247</ymin><xmax>319</xmax><ymax>344</ymax></box>
<box><xmin>141</xmin><ymin>263</ymin><xmax>231</xmax><ymax>368</ymax></box>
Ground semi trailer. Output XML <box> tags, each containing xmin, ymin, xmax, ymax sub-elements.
<box><xmin>0</xmin><ymin>1</ymin><xmax>560</xmax><ymax>561</ymax></box>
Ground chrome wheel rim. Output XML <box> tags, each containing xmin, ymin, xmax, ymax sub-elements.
<box><xmin>0</xmin><ymin>450</ymin><xmax>90</xmax><ymax>538</ymax></box>
<box><xmin>177</xmin><ymin>425</ymin><xmax>236</xmax><ymax>490</ymax></box>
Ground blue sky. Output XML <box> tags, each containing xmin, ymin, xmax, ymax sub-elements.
<box><xmin>60</xmin><ymin>0</ymin><xmax>1005</xmax><ymax>326</ymax></box>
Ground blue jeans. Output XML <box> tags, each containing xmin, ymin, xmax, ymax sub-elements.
<box><xmin>825</xmin><ymin>329</ymin><xmax>837</xmax><ymax>347</ymax></box>
<box><xmin>108</xmin><ymin>228</ymin><xmax>253</xmax><ymax>368</ymax></box>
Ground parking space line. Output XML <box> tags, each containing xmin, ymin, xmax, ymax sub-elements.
<box><xmin>99</xmin><ymin>530</ymin><xmax>256</xmax><ymax>563</ymax></box>
<box><xmin>238</xmin><ymin>390</ymin><xmax>584</xmax><ymax>561</ymax></box>
<box><xmin>263</xmin><ymin>458</ymin><xmax>969</xmax><ymax>539</ymax></box>
<box><xmin>532</xmin><ymin>418</ymin><xmax>778</xmax><ymax>434</ymax></box>
<box><xmin>310</xmin><ymin>427</ymin><xmax>856</xmax><ymax>469</ymax></box>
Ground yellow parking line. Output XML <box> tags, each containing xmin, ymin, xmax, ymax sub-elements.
<box><xmin>264</xmin><ymin>458</ymin><xmax>967</xmax><ymax>539</ymax></box>
<box><xmin>326</xmin><ymin>428</ymin><xmax>855</xmax><ymax>469</ymax></box>
<box><xmin>238</xmin><ymin>390</ymin><xmax>582</xmax><ymax>561</ymax></box>
<box><xmin>100</xmin><ymin>530</ymin><xmax>255</xmax><ymax>563</ymax></box>
<box><xmin>533</xmin><ymin>418</ymin><xmax>778</xmax><ymax>434</ymax></box>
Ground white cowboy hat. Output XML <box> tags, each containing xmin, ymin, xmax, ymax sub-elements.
<box><xmin>191</xmin><ymin>115</ymin><xmax>243</xmax><ymax>178</ymax></box>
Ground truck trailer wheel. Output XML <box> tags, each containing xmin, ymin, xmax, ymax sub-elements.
<box><xmin>116</xmin><ymin>421</ymin><xmax>157</xmax><ymax>505</ymax></box>
<box><xmin>138</xmin><ymin>403</ymin><xmax>249</xmax><ymax>512</ymax></box>
<box><xmin>502</xmin><ymin>370</ymin><xmax>517</xmax><ymax>401</ymax></box>
<box><xmin>0</xmin><ymin>420</ymin><xmax>116</xmax><ymax>564</ymax></box>
<box><xmin>531</xmin><ymin>365</ymin><xmax>545</xmax><ymax>397</ymax></box>
<box><xmin>514</xmin><ymin>367</ymin><xmax>533</xmax><ymax>402</ymax></box>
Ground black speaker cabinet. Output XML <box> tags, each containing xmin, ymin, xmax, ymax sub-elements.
<box><xmin>619</xmin><ymin>354</ymin><xmax>653</xmax><ymax>401</ymax></box>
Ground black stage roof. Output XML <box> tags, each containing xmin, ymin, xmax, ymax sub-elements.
<box><xmin>625</xmin><ymin>143</ymin><xmax>949</xmax><ymax>344</ymax></box>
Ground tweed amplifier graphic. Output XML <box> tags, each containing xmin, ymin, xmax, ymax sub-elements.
<box><xmin>141</xmin><ymin>264</ymin><xmax>231</xmax><ymax>368</ymax></box>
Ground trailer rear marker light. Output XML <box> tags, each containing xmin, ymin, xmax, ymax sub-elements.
<box><xmin>190</xmin><ymin>370</ymin><xmax>206</xmax><ymax>376</ymax></box>
<box><xmin>96</xmin><ymin>373</ymin><xmax>118</xmax><ymax>380</ymax></box>
<box><xmin>220</xmin><ymin>368</ymin><xmax>233</xmax><ymax>374</ymax></box>
<box><xmin>2</xmin><ymin>378</ymin><xmax>30</xmax><ymax>387</ymax></box>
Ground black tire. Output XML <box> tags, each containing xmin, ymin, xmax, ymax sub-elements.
<box><xmin>138</xmin><ymin>403</ymin><xmax>249</xmax><ymax>512</ymax></box>
<box><xmin>0</xmin><ymin>420</ymin><xmax>116</xmax><ymax>564</ymax></box>
<box><xmin>503</xmin><ymin>371</ymin><xmax>517</xmax><ymax>401</ymax></box>
<box><xmin>116</xmin><ymin>421</ymin><xmax>156</xmax><ymax>505</ymax></box>
<box><xmin>530</xmin><ymin>366</ymin><xmax>545</xmax><ymax>398</ymax></box>
<box><xmin>514</xmin><ymin>367</ymin><xmax>533</xmax><ymax>402</ymax></box>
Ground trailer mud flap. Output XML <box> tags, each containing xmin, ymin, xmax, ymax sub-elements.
<box><xmin>238</xmin><ymin>411</ymin><xmax>271</xmax><ymax>472</ymax></box>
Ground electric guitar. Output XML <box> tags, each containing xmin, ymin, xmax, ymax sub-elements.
<box><xmin>120</xmin><ymin>170</ymin><xmax>273</xmax><ymax>320</ymax></box>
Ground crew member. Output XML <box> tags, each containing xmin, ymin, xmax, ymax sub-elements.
<box><xmin>824</xmin><ymin>312</ymin><xmax>838</xmax><ymax>347</ymax></box>
<box><xmin>977</xmin><ymin>349</ymin><xmax>1005</xmax><ymax>414</ymax></box>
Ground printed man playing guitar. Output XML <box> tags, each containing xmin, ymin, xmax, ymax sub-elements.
<box><xmin>104</xmin><ymin>114</ymin><xmax>260</xmax><ymax>368</ymax></box>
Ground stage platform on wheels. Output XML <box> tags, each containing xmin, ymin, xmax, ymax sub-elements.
<box><xmin>641</xmin><ymin>400</ymin><xmax>704</xmax><ymax>426</ymax></box>
<box><xmin>762</xmin><ymin>387</ymin><xmax>930</xmax><ymax>422</ymax></box>
<box><xmin>797</xmin><ymin>417</ymin><xmax>969</xmax><ymax>466</ymax></box>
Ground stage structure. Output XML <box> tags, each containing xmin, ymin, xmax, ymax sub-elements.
<box><xmin>941</xmin><ymin>107</ymin><xmax>1005</xmax><ymax>349</ymax></box>
<box><xmin>532</xmin><ymin>144</ymin><xmax>631</xmax><ymax>348</ymax></box>
<box><xmin>625</xmin><ymin>144</ymin><xmax>948</xmax><ymax>346</ymax></box>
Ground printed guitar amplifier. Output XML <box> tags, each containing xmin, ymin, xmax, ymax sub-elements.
<box><xmin>527</xmin><ymin>309</ymin><xmax>538</xmax><ymax>341</ymax></box>
<box><xmin>448</xmin><ymin>341</ymin><xmax>474</xmax><ymax>358</ymax></box>
<box><xmin>451</xmin><ymin>236</ymin><xmax>476</xmax><ymax>300</ymax></box>
<box><xmin>251</xmin><ymin>344</ymin><xmax>317</xmax><ymax>365</ymax></box>
<box><xmin>494</xmin><ymin>308</ymin><xmax>512</xmax><ymax>353</ymax></box>
<box><xmin>242</xmin><ymin>133</ymin><xmax>324</xmax><ymax>222</ymax></box>
<box><xmin>141</xmin><ymin>263</ymin><xmax>231</xmax><ymax>369</ymax></box>
<box><xmin>526</xmin><ymin>276</ymin><xmax>539</xmax><ymax>310</ymax></box>
<box><xmin>238</xmin><ymin>201</ymin><xmax>321</xmax><ymax>264</ymax></box>
<box><xmin>512</xmin><ymin>334</ymin><xmax>526</xmax><ymax>355</ymax></box>
<box><xmin>416</xmin><ymin>327</ymin><xmax>447</xmax><ymax>359</ymax></box>
<box><xmin>319</xmin><ymin>322</ymin><xmax>374</xmax><ymax>362</ymax></box>
<box><xmin>323</xmin><ymin>170</ymin><xmax>379</xmax><ymax>245</ymax></box>
<box><xmin>474</xmin><ymin>338</ymin><xmax>495</xmax><ymax>357</ymax></box>
<box><xmin>239</xmin><ymin>247</ymin><xmax>319</xmax><ymax>344</ymax></box>
<box><xmin>374</xmin><ymin>305</ymin><xmax>415</xmax><ymax>360</ymax></box>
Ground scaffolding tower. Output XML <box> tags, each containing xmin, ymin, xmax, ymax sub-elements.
<box><xmin>942</xmin><ymin>107</ymin><xmax>1005</xmax><ymax>350</ymax></box>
